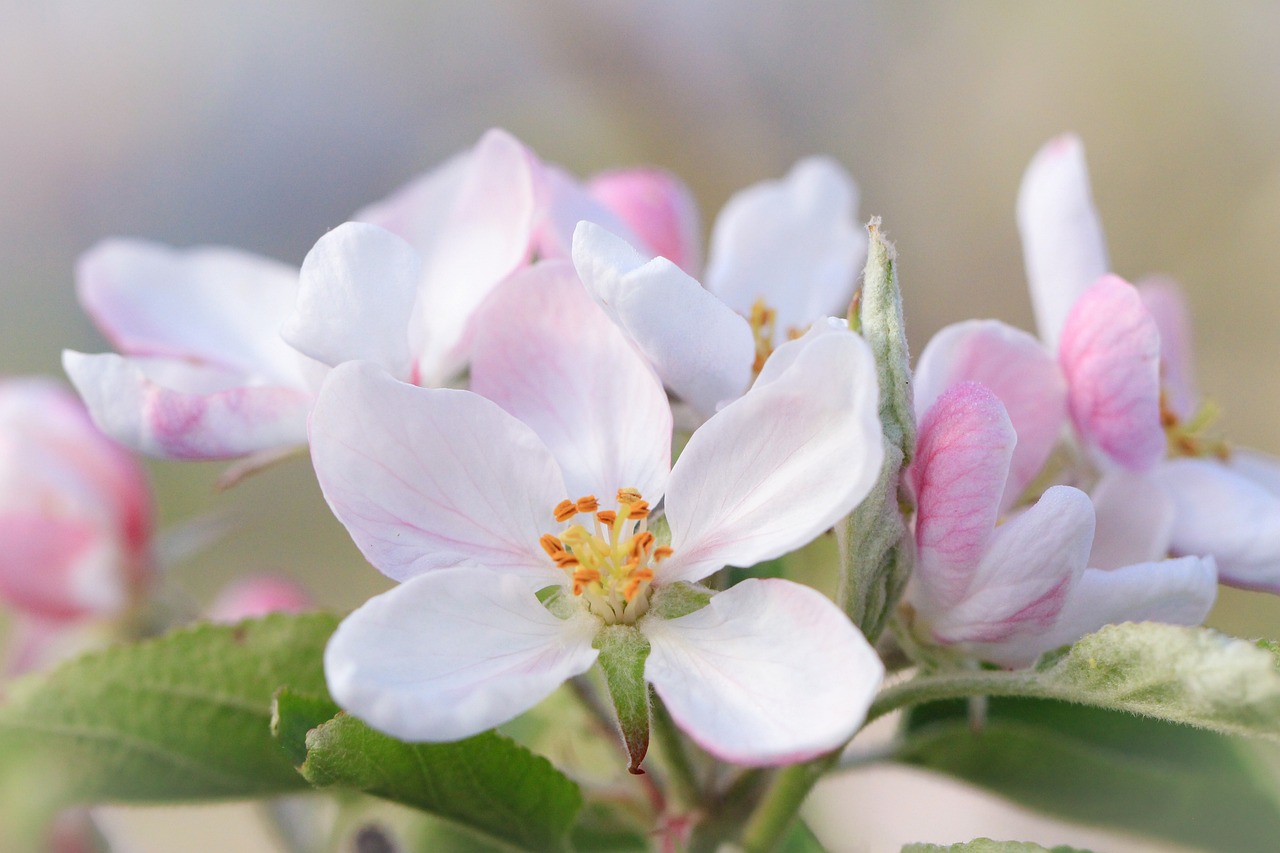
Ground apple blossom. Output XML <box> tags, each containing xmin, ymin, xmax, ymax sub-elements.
<box><xmin>905</xmin><ymin>381</ymin><xmax>1216</xmax><ymax>668</ymax></box>
<box><xmin>206</xmin><ymin>575</ymin><xmax>312</xmax><ymax>623</ymax></box>
<box><xmin>312</xmin><ymin>260</ymin><xmax>885</xmax><ymax>766</ymax></box>
<box><xmin>572</xmin><ymin>156</ymin><xmax>866</xmax><ymax>416</ymax></box>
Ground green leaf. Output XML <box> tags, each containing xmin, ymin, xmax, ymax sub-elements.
<box><xmin>871</xmin><ymin>623</ymin><xmax>1280</xmax><ymax>740</ymax></box>
<box><xmin>902</xmin><ymin>841</ymin><xmax>1090</xmax><ymax>853</ymax></box>
<box><xmin>838</xmin><ymin>218</ymin><xmax>915</xmax><ymax>642</ymax></box>
<box><xmin>778</xmin><ymin>819</ymin><xmax>830</xmax><ymax>852</ymax></box>
<box><xmin>296</xmin><ymin>711</ymin><xmax>582</xmax><ymax>852</ymax></box>
<box><xmin>271</xmin><ymin>688</ymin><xmax>342</xmax><ymax>766</ymax></box>
<box><xmin>899</xmin><ymin>698</ymin><xmax>1280</xmax><ymax>853</ymax></box>
<box><xmin>0</xmin><ymin>612</ymin><xmax>337</xmax><ymax>805</ymax></box>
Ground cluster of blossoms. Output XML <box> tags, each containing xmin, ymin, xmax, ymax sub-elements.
<box><xmin>6</xmin><ymin>127</ymin><xmax>1280</xmax><ymax>823</ymax></box>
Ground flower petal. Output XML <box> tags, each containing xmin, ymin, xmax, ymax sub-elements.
<box><xmin>1157</xmin><ymin>458</ymin><xmax>1280</xmax><ymax>592</ymax></box>
<box><xmin>281</xmin><ymin>222</ymin><xmax>421</xmax><ymax>380</ymax></box>
<box><xmin>572</xmin><ymin>222</ymin><xmax>755</xmax><ymax>415</ymax></box>
<box><xmin>928</xmin><ymin>485</ymin><xmax>1094</xmax><ymax>653</ymax></box>
<box><xmin>643</xmin><ymin>578</ymin><xmax>882</xmax><ymax>766</ymax></box>
<box><xmin>588</xmin><ymin>167</ymin><xmax>703</xmax><ymax>276</ymax></box>
<box><xmin>356</xmin><ymin>128</ymin><xmax>539</xmax><ymax>385</ymax></box>
<box><xmin>76</xmin><ymin>238</ymin><xmax>304</xmax><ymax>385</ymax></box>
<box><xmin>469</xmin><ymin>261</ymin><xmax>671</xmax><ymax>501</ymax></box>
<box><xmin>325</xmin><ymin>567</ymin><xmax>599</xmax><ymax>742</ymax></box>
<box><xmin>704</xmin><ymin>157</ymin><xmax>865</xmax><ymax>334</ymax></box>
<box><xmin>913</xmin><ymin>320</ymin><xmax>1066</xmax><ymax>508</ymax></box>
<box><xmin>909</xmin><ymin>382</ymin><xmax>1015</xmax><ymax>612</ymax></box>
<box><xmin>1089</xmin><ymin>470</ymin><xmax>1174</xmax><ymax>569</ymax></box>
<box><xmin>1021</xmin><ymin>556</ymin><xmax>1217</xmax><ymax>661</ymax></box>
<box><xmin>661</xmin><ymin>328</ymin><xmax>881</xmax><ymax>584</ymax></box>
<box><xmin>534</xmin><ymin>164</ymin><xmax>639</xmax><ymax>260</ymax></box>
<box><xmin>1139</xmin><ymin>276</ymin><xmax>1198</xmax><ymax>420</ymax></box>
<box><xmin>309</xmin><ymin>361</ymin><xmax>564</xmax><ymax>583</ymax></box>
<box><xmin>1016</xmin><ymin>134</ymin><xmax>1110</xmax><ymax>350</ymax></box>
<box><xmin>63</xmin><ymin>351</ymin><xmax>311</xmax><ymax>459</ymax></box>
<box><xmin>1059</xmin><ymin>275</ymin><xmax>1164</xmax><ymax>471</ymax></box>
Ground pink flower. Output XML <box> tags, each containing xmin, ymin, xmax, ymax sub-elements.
<box><xmin>572</xmin><ymin>157</ymin><xmax>867</xmax><ymax>416</ymax></box>
<box><xmin>0</xmin><ymin>379</ymin><xmax>154</xmax><ymax>674</ymax></box>
<box><xmin>906</xmin><ymin>382</ymin><xmax>1215</xmax><ymax>668</ymax></box>
<box><xmin>311</xmin><ymin>260</ymin><xmax>885</xmax><ymax>765</ymax></box>
<box><xmin>206</xmin><ymin>575</ymin><xmax>312</xmax><ymax>623</ymax></box>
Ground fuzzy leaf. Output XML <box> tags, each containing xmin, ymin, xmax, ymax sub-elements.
<box><xmin>900</xmin><ymin>698</ymin><xmax>1280</xmax><ymax>853</ymax></box>
<box><xmin>0</xmin><ymin>612</ymin><xmax>337</xmax><ymax>807</ymax></box>
<box><xmin>902</xmin><ymin>841</ymin><xmax>1090</xmax><ymax>853</ymax></box>
<box><xmin>594</xmin><ymin>624</ymin><xmax>652</xmax><ymax>774</ymax></box>
<box><xmin>297</xmin><ymin>712</ymin><xmax>582</xmax><ymax>852</ymax></box>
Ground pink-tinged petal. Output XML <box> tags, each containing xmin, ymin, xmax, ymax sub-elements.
<box><xmin>909</xmin><ymin>382</ymin><xmax>1015</xmax><ymax>611</ymax></box>
<box><xmin>1021</xmin><ymin>556</ymin><xmax>1217</xmax><ymax>662</ymax></box>
<box><xmin>63</xmin><ymin>351</ymin><xmax>311</xmax><ymax>459</ymax></box>
<box><xmin>76</xmin><ymin>239</ymin><xmax>304</xmax><ymax>385</ymax></box>
<box><xmin>1059</xmin><ymin>275</ymin><xmax>1164</xmax><ymax>471</ymax></box>
<box><xmin>325</xmin><ymin>568</ymin><xmax>599</xmax><ymax>742</ymax></box>
<box><xmin>470</xmin><ymin>261</ymin><xmax>671</xmax><ymax>501</ymax></box>
<box><xmin>1016</xmin><ymin>134</ymin><xmax>1110</xmax><ymax>350</ymax></box>
<box><xmin>928</xmin><ymin>485</ymin><xmax>1094</xmax><ymax>653</ymax></box>
<box><xmin>309</xmin><ymin>361</ymin><xmax>564</xmax><ymax>583</ymax></box>
<box><xmin>0</xmin><ymin>516</ymin><xmax>125</xmax><ymax>620</ymax></box>
<box><xmin>1139</xmin><ymin>276</ymin><xmax>1198</xmax><ymax>420</ymax></box>
<box><xmin>914</xmin><ymin>320</ymin><xmax>1067</xmax><ymax>508</ymax></box>
<box><xmin>4</xmin><ymin>615</ymin><xmax>107</xmax><ymax>678</ymax></box>
<box><xmin>704</xmin><ymin>157</ymin><xmax>865</xmax><ymax>334</ymax></box>
<box><xmin>1157</xmin><ymin>458</ymin><xmax>1280</xmax><ymax>592</ymax></box>
<box><xmin>1089</xmin><ymin>470</ymin><xmax>1174</xmax><ymax>569</ymax></box>
<box><xmin>206</xmin><ymin>575</ymin><xmax>312</xmax><ymax>623</ymax></box>
<box><xmin>356</xmin><ymin>129</ymin><xmax>539</xmax><ymax>385</ymax></box>
<box><xmin>572</xmin><ymin>222</ymin><xmax>755</xmax><ymax>415</ymax></box>
<box><xmin>588</xmin><ymin>167</ymin><xmax>703</xmax><ymax>276</ymax></box>
<box><xmin>643</xmin><ymin>578</ymin><xmax>882</xmax><ymax>766</ymax></box>
<box><xmin>281</xmin><ymin>223</ymin><xmax>420</xmax><ymax>380</ymax></box>
<box><xmin>661</xmin><ymin>329</ymin><xmax>882</xmax><ymax>584</ymax></box>
<box><xmin>533</xmin><ymin>165</ymin><xmax>638</xmax><ymax>261</ymax></box>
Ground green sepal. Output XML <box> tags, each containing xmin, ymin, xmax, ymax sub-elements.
<box><xmin>648</xmin><ymin>581</ymin><xmax>713</xmax><ymax>620</ymax></box>
<box><xmin>593</xmin><ymin>624</ymin><xmax>653</xmax><ymax>774</ymax></box>
<box><xmin>838</xmin><ymin>218</ymin><xmax>916</xmax><ymax>642</ymax></box>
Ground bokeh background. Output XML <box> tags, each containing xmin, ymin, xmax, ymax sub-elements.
<box><xmin>4</xmin><ymin>1</ymin><xmax>1279</xmax><ymax>850</ymax></box>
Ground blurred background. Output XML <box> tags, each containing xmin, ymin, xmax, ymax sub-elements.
<box><xmin>3</xmin><ymin>1</ymin><xmax>1279</xmax><ymax>850</ymax></box>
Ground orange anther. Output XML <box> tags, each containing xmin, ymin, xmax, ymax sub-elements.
<box><xmin>630</xmin><ymin>531</ymin><xmax>655</xmax><ymax>556</ymax></box>
<box><xmin>553</xmin><ymin>499</ymin><xmax>578</xmax><ymax>522</ymax></box>
<box><xmin>653</xmin><ymin>545</ymin><xmax>674</xmax><ymax>562</ymax></box>
<box><xmin>617</xmin><ymin>487</ymin><xmax>643</xmax><ymax>505</ymax></box>
<box><xmin>627</xmin><ymin>500</ymin><xmax>650</xmax><ymax>520</ymax></box>
<box><xmin>539</xmin><ymin>534</ymin><xmax>565</xmax><ymax>558</ymax></box>
<box><xmin>575</xmin><ymin>495</ymin><xmax>599</xmax><ymax>513</ymax></box>
<box><xmin>552</xmin><ymin>552</ymin><xmax>580</xmax><ymax>568</ymax></box>
<box><xmin>572</xmin><ymin>567</ymin><xmax>601</xmax><ymax>595</ymax></box>
<box><xmin>622</xmin><ymin>567</ymin><xmax>655</xmax><ymax>602</ymax></box>
<box><xmin>596</xmin><ymin>510</ymin><xmax>617</xmax><ymax>526</ymax></box>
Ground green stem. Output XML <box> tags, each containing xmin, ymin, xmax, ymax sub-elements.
<box><xmin>864</xmin><ymin>668</ymin><xmax>1045</xmax><ymax>726</ymax></box>
<box><xmin>738</xmin><ymin>753</ymin><xmax>838</xmax><ymax>853</ymax></box>
<box><xmin>650</xmin><ymin>693</ymin><xmax>703</xmax><ymax>808</ymax></box>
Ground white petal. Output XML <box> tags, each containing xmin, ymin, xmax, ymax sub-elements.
<box><xmin>309</xmin><ymin>361</ymin><xmax>565</xmax><ymax>583</ymax></box>
<box><xmin>1016</xmin><ymin>134</ymin><xmax>1110</xmax><ymax>350</ymax></box>
<box><xmin>661</xmin><ymin>329</ymin><xmax>882</xmax><ymax>584</ymax></box>
<box><xmin>469</xmin><ymin>261</ymin><xmax>671</xmax><ymax>501</ymax></box>
<box><xmin>1157</xmin><ymin>458</ymin><xmax>1280</xmax><ymax>591</ymax></box>
<box><xmin>643</xmin><ymin>578</ymin><xmax>882</xmax><ymax>766</ymax></box>
<box><xmin>281</xmin><ymin>222</ymin><xmax>420</xmax><ymax>379</ymax></box>
<box><xmin>572</xmin><ymin>222</ymin><xmax>755</xmax><ymax>416</ymax></box>
<box><xmin>1228</xmin><ymin>448</ymin><xmax>1280</xmax><ymax>496</ymax></box>
<box><xmin>63</xmin><ymin>351</ymin><xmax>310</xmax><ymax>459</ymax></box>
<box><xmin>325</xmin><ymin>567</ymin><xmax>599</xmax><ymax>742</ymax></box>
<box><xmin>705</xmin><ymin>157</ymin><xmax>865</xmax><ymax>334</ymax></box>
<box><xmin>535</xmin><ymin>164</ymin><xmax>640</xmax><ymax>259</ymax></box>
<box><xmin>1022</xmin><ymin>556</ymin><xmax>1217</xmax><ymax>661</ymax></box>
<box><xmin>357</xmin><ymin>129</ymin><xmax>539</xmax><ymax>384</ymax></box>
<box><xmin>930</xmin><ymin>486</ymin><xmax>1094</xmax><ymax>648</ymax></box>
<box><xmin>76</xmin><ymin>238</ymin><xmax>304</xmax><ymax>385</ymax></box>
<box><xmin>1089</xmin><ymin>470</ymin><xmax>1174</xmax><ymax>569</ymax></box>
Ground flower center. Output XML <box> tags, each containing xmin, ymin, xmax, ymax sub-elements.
<box><xmin>538</xmin><ymin>489</ymin><xmax>673</xmax><ymax>625</ymax></box>
<box><xmin>1161</xmin><ymin>392</ymin><xmax>1230</xmax><ymax>460</ymax></box>
<box><xmin>747</xmin><ymin>297</ymin><xmax>807</xmax><ymax>374</ymax></box>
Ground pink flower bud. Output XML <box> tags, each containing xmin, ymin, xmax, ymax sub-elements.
<box><xmin>588</xmin><ymin>168</ymin><xmax>703</xmax><ymax>276</ymax></box>
<box><xmin>0</xmin><ymin>378</ymin><xmax>154</xmax><ymax>622</ymax></box>
<box><xmin>206</xmin><ymin>574</ymin><xmax>311</xmax><ymax>623</ymax></box>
